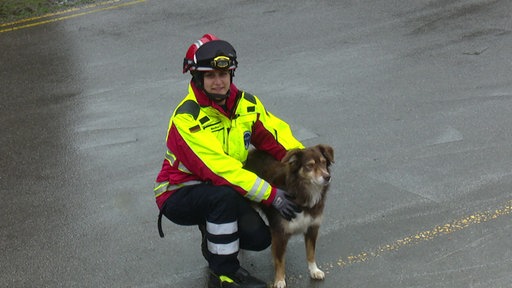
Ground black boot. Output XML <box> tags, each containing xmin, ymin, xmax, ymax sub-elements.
<box><xmin>208</xmin><ymin>267</ymin><xmax>267</xmax><ymax>288</ymax></box>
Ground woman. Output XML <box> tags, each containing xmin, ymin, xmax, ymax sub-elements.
<box><xmin>154</xmin><ymin>34</ymin><xmax>303</xmax><ymax>288</ymax></box>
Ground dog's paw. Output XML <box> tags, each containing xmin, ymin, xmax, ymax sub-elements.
<box><xmin>274</xmin><ymin>279</ymin><xmax>286</xmax><ymax>288</ymax></box>
<box><xmin>310</xmin><ymin>269</ymin><xmax>325</xmax><ymax>280</ymax></box>
<box><xmin>308</xmin><ymin>262</ymin><xmax>325</xmax><ymax>280</ymax></box>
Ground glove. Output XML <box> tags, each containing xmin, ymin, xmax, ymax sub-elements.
<box><xmin>271</xmin><ymin>188</ymin><xmax>302</xmax><ymax>221</ymax></box>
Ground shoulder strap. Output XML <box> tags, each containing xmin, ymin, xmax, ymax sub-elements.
<box><xmin>242</xmin><ymin>91</ymin><xmax>257</xmax><ymax>104</ymax></box>
<box><xmin>175</xmin><ymin>100</ymin><xmax>200</xmax><ymax>120</ymax></box>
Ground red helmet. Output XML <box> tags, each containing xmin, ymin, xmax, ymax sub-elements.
<box><xmin>183</xmin><ymin>34</ymin><xmax>238</xmax><ymax>74</ymax></box>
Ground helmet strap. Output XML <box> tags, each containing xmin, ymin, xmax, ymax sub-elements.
<box><xmin>206</xmin><ymin>90</ymin><xmax>230</xmax><ymax>102</ymax></box>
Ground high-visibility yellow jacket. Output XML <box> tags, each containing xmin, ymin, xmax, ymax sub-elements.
<box><xmin>154</xmin><ymin>82</ymin><xmax>303</xmax><ymax>209</ymax></box>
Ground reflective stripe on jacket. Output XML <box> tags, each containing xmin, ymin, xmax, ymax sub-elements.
<box><xmin>154</xmin><ymin>82</ymin><xmax>303</xmax><ymax>208</ymax></box>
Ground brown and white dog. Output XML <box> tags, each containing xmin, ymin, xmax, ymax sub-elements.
<box><xmin>244</xmin><ymin>144</ymin><xmax>334</xmax><ymax>288</ymax></box>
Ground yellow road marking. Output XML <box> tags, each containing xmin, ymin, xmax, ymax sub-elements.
<box><xmin>0</xmin><ymin>0</ymin><xmax>145</xmax><ymax>33</ymax></box>
<box><xmin>334</xmin><ymin>199</ymin><xmax>512</xmax><ymax>269</ymax></box>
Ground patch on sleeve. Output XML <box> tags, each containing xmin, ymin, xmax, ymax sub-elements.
<box><xmin>189</xmin><ymin>125</ymin><xmax>201</xmax><ymax>133</ymax></box>
<box><xmin>199</xmin><ymin>116</ymin><xmax>210</xmax><ymax>124</ymax></box>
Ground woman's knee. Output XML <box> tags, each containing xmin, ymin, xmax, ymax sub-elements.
<box><xmin>238</xmin><ymin>210</ymin><xmax>271</xmax><ymax>251</ymax></box>
<box><xmin>240</xmin><ymin>227</ymin><xmax>271</xmax><ymax>251</ymax></box>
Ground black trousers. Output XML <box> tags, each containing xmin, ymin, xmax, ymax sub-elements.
<box><xmin>161</xmin><ymin>183</ymin><xmax>271</xmax><ymax>275</ymax></box>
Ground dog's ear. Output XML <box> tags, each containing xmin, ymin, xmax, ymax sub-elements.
<box><xmin>281</xmin><ymin>149</ymin><xmax>300</xmax><ymax>163</ymax></box>
<box><xmin>282</xmin><ymin>149</ymin><xmax>303</xmax><ymax>172</ymax></box>
<box><xmin>316</xmin><ymin>144</ymin><xmax>334</xmax><ymax>166</ymax></box>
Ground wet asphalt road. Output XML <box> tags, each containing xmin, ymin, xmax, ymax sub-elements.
<box><xmin>1</xmin><ymin>0</ymin><xmax>512</xmax><ymax>287</ymax></box>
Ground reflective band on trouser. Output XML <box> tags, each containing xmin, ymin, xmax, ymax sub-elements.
<box><xmin>153</xmin><ymin>180</ymin><xmax>203</xmax><ymax>197</ymax></box>
<box><xmin>206</xmin><ymin>220</ymin><xmax>239</xmax><ymax>255</ymax></box>
<box><xmin>207</xmin><ymin>239</ymin><xmax>240</xmax><ymax>255</ymax></box>
<box><xmin>207</xmin><ymin>221</ymin><xmax>238</xmax><ymax>235</ymax></box>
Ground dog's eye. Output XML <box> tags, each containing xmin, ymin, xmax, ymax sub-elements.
<box><xmin>305</xmin><ymin>163</ymin><xmax>315</xmax><ymax>170</ymax></box>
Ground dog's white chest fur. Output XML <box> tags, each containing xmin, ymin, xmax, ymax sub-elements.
<box><xmin>306</xmin><ymin>184</ymin><xmax>324</xmax><ymax>208</ymax></box>
<box><xmin>284</xmin><ymin>212</ymin><xmax>323</xmax><ymax>234</ymax></box>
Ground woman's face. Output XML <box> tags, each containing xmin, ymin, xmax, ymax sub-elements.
<box><xmin>202</xmin><ymin>70</ymin><xmax>230</xmax><ymax>96</ymax></box>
